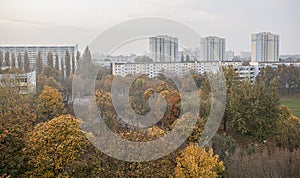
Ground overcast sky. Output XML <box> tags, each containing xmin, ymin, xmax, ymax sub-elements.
<box><xmin>0</xmin><ymin>0</ymin><xmax>299</xmax><ymax>55</ymax></box>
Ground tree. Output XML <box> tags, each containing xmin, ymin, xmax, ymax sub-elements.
<box><xmin>36</xmin><ymin>86</ymin><xmax>65</xmax><ymax>122</ymax></box>
<box><xmin>72</xmin><ymin>53</ymin><xmax>75</xmax><ymax>74</ymax></box>
<box><xmin>256</xmin><ymin>65</ymin><xmax>277</xmax><ymax>88</ymax></box>
<box><xmin>275</xmin><ymin>105</ymin><xmax>300</xmax><ymax>151</ymax></box>
<box><xmin>4</xmin><ymin>52</ymin><xmax>9</xmax><ymax>67</ymax></box>
<box><xmin>0</xmin><ymin>51</ymin><xmax>3</xmax><ymax>68</ymax></box>
<box><xmin>17</xmin><ymin>53</ymin><xmax>22</xmax><ymax>70</ymax></box>
<box><xmin>0</xmin><ymin>86</ymin><xmax>35</xmax><ymax>176</ymax></box>
<box><xmin>24</xmin><ymin>50</ymin><xmax>30</xmax><ymax>72</ymax></box>
<box><xmin>11</xmin><ymin>53</ymin><xmax>16</xmax><ymax>69</ymax></box>
<box><xmin>61</xmin><ymin>56</ymin><xmax>65</xmax><ymax>80</ymax></box>
<box><xmin>229</xmin><ymin>79</ymin><xmax>280</xmax><ymax>140</ymax></box>
<box><xmin>186</xmin><ymin>54</ymin><xmax>190</xmax><ymax>62</ymax></box>
<box><xmin>174</xmin><ymin>143</ymin><xmax>224</xmax><ymax>177</ymax></box>
<box><xmin>181</xmin><ymin>53</ymin><xmax>184</xmax><ymax>62</ymax></box>
<box><xmin>65</xmin><ymin>50</ymin><xmax>71</xmax><ymax>77</ymax></box>
<box><xmin>76</xmin><ymin>50</ymin><xmax>80</xmax><ymax>63</ymax></box>
<box><xmin>36</xmin><ymin>51</ymin><xmax>43</xmax><ymax>75</ymax></box>
<box><xmin>223</xmin><ymin>66</ymin><xmax>240</xmax><ymax>130</ymax></box>
<box><xmin>277</xmin><ymin>65</ymin><xmax>299</xmax><ymax>94</ymax></box>
<box><xmin>55</xmin><ymin>54</ymin><xmax>59</xmax><ymax>71</ymax></box>
<box><xmin>24</xmin><ymin>115</ymin><xmax>99</xmax><ymax>177</ymax></box>
<box><xmin>36</xmin><ymin>74</ymin><xmax>63</xmax><ymax>95</ymax></box>
<box><xmin>47</xmin><ymin>52</ymin><xmax>53</xmax><ymax>68</ymax></box>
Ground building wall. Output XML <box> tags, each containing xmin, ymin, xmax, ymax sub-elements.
<box><xmin>0</xmin><ymin>71</ymin><xmax>36</xmax><ymax>94</ymax></box>
<box><xmin>251</xmin><ymin>32</ymin><xmax>279</xmax><ymax>62</ymax></box>
<box><xmin>0</xmin><ymin>45</ymin><xmax>78</xmax><ymax>71</ymax></box>
<box><xmin>149</xmin><ymin>35</ymin><xmax>178</xmax><ymax>63</ymax></box>
<box><xmin>200</xmin><ymin>36</ymin><xmax>226</xmax><ymax>61</ymax></box>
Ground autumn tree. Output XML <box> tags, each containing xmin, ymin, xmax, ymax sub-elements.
<box><xmin>24</xmin><ymin>50</ymin><xmax>30</xmax><ymax>72</ymax></box>
<box><xmin>36</xmin><ymin>51</ymin><xmax>42</xmax><ymax>75</ymax></box>
<box><xmin>36</xmin><ymin>74</ymin><xmax>63</xmax><ymax>95</ymax></box>
<box><xmin>24</xmin><ymin>115</ymin><xmax>100</xmax><ymax>177</ymax></box>
<box><xmin>275</xmin><ymin>105</ymin><xmax>300</xmax><ymax>150</ymax></box>
<box><xmin>256</xmin><ymin>65</ymin><xmax>277</xmax><ymax>88</ymax></box>
<box><xmin>36</xmin><ymin>86</ymin><xmax>65</xmax><ymax>122</ymax></box>
<box><xmin>174</xmin><ymin>143</ymin><xmax>224</xmax><ymax>177</ymax></box>
<box><xmin>0</xmin><ymin>86</ymin><xmax>35</xmax><ymax>176</ymax></box>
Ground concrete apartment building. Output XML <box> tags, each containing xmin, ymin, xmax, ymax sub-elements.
<box><xmin>0</xmin><ymin>45</ymin><xmax>78</xmax><ymax>71</ymax></box>
<box><xmin>251</xmin><ymin>32</ymin><xmax>279</xmax><ymax>62</ymax></box>
<box><xmin>200</xmin><ymin>36</ymin><xmax>226</xmax><ymax>61</ymax></box>
<box><xmin>149</xmin><ymin>35</ymin><xmax>178</xmax><ymax>63</ymax></box>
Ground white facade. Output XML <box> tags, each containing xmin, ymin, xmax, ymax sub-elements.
<box><xmin>112</xmin><ymin>61</ymin><xmax>242</xmax><ymax>78</ymax></box>
<box><xmin>251</xmin><ymin>32</ymin><xmax>279</xmax><ymax>62</ymax></box>
<box><xmin>149</xmin><ymin>35</ymin><xmax>178</xmax><ymax>62</ymax></box>
<box><xmin>0</xmin><ymin>71</ymin><xmax>36</xmax><ymax>94</ymax></box>
<box><xmin>200</xmin><ymin>36</ymin><xmax>226</xmax><ymax>61</ymax></box>
<box><xmin>0</xmin><ymin>45</ymin><xmax>78</xmax><ymax>71</ymax></box>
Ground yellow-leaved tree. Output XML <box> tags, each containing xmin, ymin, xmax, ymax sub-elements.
<box><xmin>174</xmin><ymin>143</ymin><xmax>224</xmax><ymax>178</ymax></box>
<box><xmin>36</xmin><ymin>85</ymin><xmax>65</xmax><ymax>122</ymax></box>
<box><xmin>24</xmin><ymin>115</ymin><xmax>100</xmax><ymax>177</ymax></box>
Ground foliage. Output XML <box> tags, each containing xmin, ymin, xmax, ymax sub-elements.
<box><xmin>65</xmin><ymin>50</ymin><xmax>71</xmax><ymax>78</ymax></box>
<box><xmin>212</xmin><ymin>133</ymin><xmax>237</xmax><ymax>159</ymax></box>
<box><xmin>0</xmin><ymin>86</ymin><xmax>35</xmax><ymax>176</ymax></box>
<box><xmin>36</xmin><ymin>74</ymin><xmax>63</xmax><ymax>95</ymax></box>
<box><xmin>24</xmin><ymin>115</ymin><xmax>100</xmax><ymax>177</ymax></box>
<box><xmin>36</xmin><ymin>86</ymin><xmax>65</xmax><ymax>122</ymax></box>
<box><xmin>174</xmin><ymin>143</ymin><xmax>224</xmax><ymax>178</ymax></box>
<box><xmin>23</xmin><ymin>50</ymin><xmax>30</xmax><ymax>72</ymax></box>
<box><xmin>36</xmin><ymin>51</ymin><xmax>42</xmax><ymax>75</ymax></box>
<box><xmin>275</xmin><ymin>105</ymin><xmax>300</xmax><ymax>150</ymax></box>
<box><xmin>225</xmin><ymin>148</ymin><xmax>300</xmax><ymax>178</ymax></box>
<box><xmin>229</xmin><ymin>79</ymin><xmax>280</xmax><ymax>140</ymax></box>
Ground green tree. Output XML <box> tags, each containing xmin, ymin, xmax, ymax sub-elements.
<box><xmin>36</xmin><ymin>51</ymin><xmax>43</xmax><ymax>75</ymax></box>
<box><xmin>223</xmin><ymin>66</ymin><xmax>239</xmax><ymax>130</ymax></box>
<box><xmin>65</xmin><ymin>50</ymin><xmax>71</xmax><ymax>78</ymax></box>
<box><xmin>54</xmin><ymin>54</ymin><xmax>59</xmax><ymax>71</ymax></box>
<box><xmin>174</xmin><ymin>143</ymin><xmax>224</xmax><ymax>178</ymax></box>
<box><xmin>36</xmin><ymin>86</ymin><xmax>65</xmax><ymax>122</ymax></box>
<box><xmin>24</xmin><ymin>50</ymin><xmax>30</xmax><ymax>72</ymax></box>
<box><xmin>0</xmin><ymin>51</ymin><xmax>3</xmax><ymax>68</ymax></box>
<box><xmin>4</xmin><ymin>52</ymin><xmax>9</xmax><ymax>67</ymax></box>
<box><xmin>72</xmin><ymin>53</ymin><xmax>75</xmax><ymax>74</ymax></box>
<box><xmin>186</xmin><ymin>54</ymin><xmax>190</xmax><ymax>62</ymax></box>
<box><xmin>61</xmin><ymin>56</ymin><xmax>64</xmax><ymax>80</ymax></box>
<box><xmin>17</xmin><ymin>53</ymin><xmax>22</xmax><ymax>70</ymax></box>
<box><xmin>11</xmin><ymin>53</ymin><xmax>16</xmax><ymax>69</ymax></box>
<box><xmin>229</xmin><ymin>79</ymin><xmax>280</xmax><ymax>140</ymax></box>
<box><xmin>47</xmin><ymin>52</ymin><xmax>53</xmax><ymax>68</ymax></box>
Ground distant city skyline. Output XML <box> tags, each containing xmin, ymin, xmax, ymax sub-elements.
<box><xmin>0</xmin><ymin>0</ymin><xmax>299</xmax><ymax>55</ymax></box>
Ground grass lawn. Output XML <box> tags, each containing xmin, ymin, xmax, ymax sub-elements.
<box><xmin>281</xmin><ymin>96</ymin><xmax>300</xmax><ymax>118</ymax></box>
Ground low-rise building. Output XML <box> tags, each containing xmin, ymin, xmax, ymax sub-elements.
<box><xmin>0</xmin><ymin>71</ymin><xmax>36</xmax><ymax>94</ymax></box>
